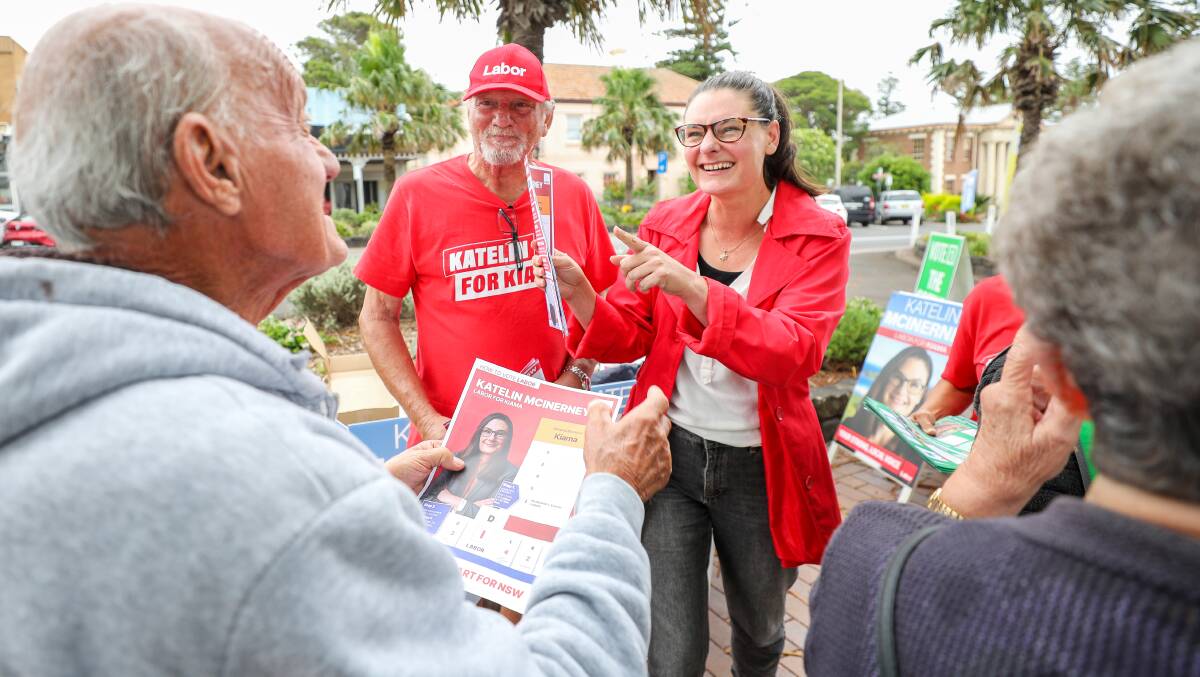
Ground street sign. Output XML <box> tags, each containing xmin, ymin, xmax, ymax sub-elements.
<box><xmin>916</xmin><ymin>232</ymin><xmax>973</xmax><ymax>301</ymax></box>
<box><xmin>656</xmin><ymin>150</ymin><xmax>668</xmax><ymax>174</ymax></box>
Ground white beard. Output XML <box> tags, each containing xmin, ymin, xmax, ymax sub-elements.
<box><xmin>479</xmin><ymin>143</ymin><xmax>526</xmax><ymax>166</ymax></box>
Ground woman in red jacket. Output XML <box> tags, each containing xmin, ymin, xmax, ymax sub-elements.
<box><xmin>536</xmin><ymin>71</ymin><xmax>850</xmax><ymax>676</ymax></box>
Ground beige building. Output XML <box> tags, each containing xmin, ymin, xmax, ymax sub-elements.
<box><xmin>1</xmin><ymin>36</ymin><xmax>29</xmax><ymax>211</ymax></box>
<box><xmin>861</xmin><ymin>103</ymin><xmax>1019</xmax><ymax>208</ymax></box>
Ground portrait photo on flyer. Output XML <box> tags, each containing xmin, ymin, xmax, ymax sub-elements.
<box><xmin>417</xmin><ymin>358</ymin><xmax>619</xmax><ymax>611</ymax></box>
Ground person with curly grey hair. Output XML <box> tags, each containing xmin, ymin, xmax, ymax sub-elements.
<box><xmin>805</xmin><ymin>38</ymin><xmax>1200</xmax><ymax>676</ymax></box>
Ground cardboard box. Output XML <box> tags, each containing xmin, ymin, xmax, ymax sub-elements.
<box><xmin>302</xmin><ymin>320</ymin><xmax>401</xmax><ymax>425</ymax></box>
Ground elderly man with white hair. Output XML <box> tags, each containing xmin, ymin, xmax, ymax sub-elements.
<box><xmin>805</xmin><ymin>39</ymin><xmax>1200</xmax><ymax>676</ymax></box>
<box><xmin>0</xmin><ymin>6</ymin><xmax>673</xmax><ymax>675</ymax></box>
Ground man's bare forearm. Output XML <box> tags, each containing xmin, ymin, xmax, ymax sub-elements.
<box><xmin>359</xmin><ymin>290</ymin><xmax>446</xmax><ymax>438</ymax></box>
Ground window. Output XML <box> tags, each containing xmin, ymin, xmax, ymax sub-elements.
<box><xmin>363</xmin><ymin>180</ymin><xmax>379</xmax><ymax>208</ymax></box>
<box><xmin>965</xmin><ymin>141</ymin><xmax>973</xmax><ymax>163</ymax></box>
<box><xmin>912</xmin><ymin>138</ymin><xmax>925</xmax><ymax>161</ymax></box>
<box><xmin>566</xmin><ymin>114</ymin><xmax>582</xmax><ymax>142</ymax></box>
<box><xmin>945</xmin><ymin>176</ymin><xmax>956</xmax><ymax>192</ymax></box>
<box><xmin>945</xmin><ymin>137</ymin><xmax>956</xmax><ymax>162</ymax></box>
<box><xmin>603</xmin><ymin>172</ymin><xmax>619</xmax><ymax>186</ymax></box>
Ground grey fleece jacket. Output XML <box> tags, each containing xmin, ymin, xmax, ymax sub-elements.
<box><xmin>0</xmin><ymin>256</ymin><xmax>651</xmax><ymax>676</ymax></box>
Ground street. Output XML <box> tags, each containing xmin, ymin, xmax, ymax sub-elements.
<box><xmin>848</xmin><ymin>220</ymin><xmax>987</xmax><ymax>255</ymax></box>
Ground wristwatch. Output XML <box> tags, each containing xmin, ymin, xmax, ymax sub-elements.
<box><xmin>926</xmin><ymin>488</ymin><xmax>965</xmax><ymax>520</ymax></box>
<box><xmin>564</xmin><ymin>364</ymin><xmax>591</xmax><ymax>391</ymax></box>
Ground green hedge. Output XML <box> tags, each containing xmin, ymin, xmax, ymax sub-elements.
<box><xmin>824</xmin><ymin>297</ymin><xmax>883</xmax><ymax>370</ymax></box>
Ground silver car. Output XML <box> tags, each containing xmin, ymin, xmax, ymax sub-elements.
<box><xmin>875</xmin><ymin>190</ymin><xmax>924</xmax><ymax>224</ymax></box>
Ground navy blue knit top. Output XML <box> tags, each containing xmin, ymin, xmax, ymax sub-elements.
<box><xmin>805</xmin><ymin>498</ymin><xmax>1200</xmax><ymax>676</ymax></box>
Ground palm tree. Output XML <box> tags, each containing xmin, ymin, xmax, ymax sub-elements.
<box><xmin>337</xmin><ymin>0</ymin><xmax>712</xmax><ymax>61</ymax></box>
<box><xmin>910</xmin><ymin>50</ymin><xmax>1004</xmax><ymax>163</ymax></box>
<box><xmin>321</xmin><ymin>30</ymin><xmax>465</xmax><ymax>195</ymax></box>
<box><xmin>914</xmin><ymin>0</ymin><xmax>1198</xmax><ymax>164</ymax></box>
<box><xmin>580</xmin><ymin>68</ymin><xmax>677</xmax><ymax>202</ymax></box>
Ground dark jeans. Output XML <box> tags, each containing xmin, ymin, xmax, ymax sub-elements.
<box><xmin>644</xmin><ymin>426</ymin><xmax>797</xmax><ymax>677</ymax></box>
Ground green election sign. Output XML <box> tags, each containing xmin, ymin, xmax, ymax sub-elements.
<box><xmin>916</xmin><ymin>233</ymin><xmax>973</xmax><ymax>301</ymax></box>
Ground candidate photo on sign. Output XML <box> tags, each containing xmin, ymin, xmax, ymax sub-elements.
<box><xmin>845</xmin><ymin>346</ymin><xmax>934</xmax><ymax>453</ymax></box>
<box><xmin>423</xmin><ymin>413</ymin><xmax>519</xmax><ymax>518</ymax></box>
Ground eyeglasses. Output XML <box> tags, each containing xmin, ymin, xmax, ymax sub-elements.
<box><xmin>480</xmin><ymin>428</ymin><xmax>510</xmax><ymax>441</ymax></box>
<box><xmin>888</xmin><ymin>374</ymin><xmax>928</xmax><ymax>398</ymax></box>
<box><xmin>674</xmin><ymin>117</ymin><xmax>772</xmax><ymax>147</ymax></box>
<box><xmin>474</xmin><ymin>98</ymin><xmax>538</xmax><ymax>118</ymax></box>
<box><xmin>497</xmin><ymin>208</ymin><xmax>523</xmax><ymax>271</ymax></box>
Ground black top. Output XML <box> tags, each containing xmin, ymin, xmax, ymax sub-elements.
<box><xmin>697</xmin><ymin>253</ymin><xmax>743</xmax><ymax>286</ymax></box>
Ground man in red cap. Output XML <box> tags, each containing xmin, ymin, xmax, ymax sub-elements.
<box><xmin>356</xmin><ymin>44</ymin><xmax>617</xmax><ymax>446</ymax></box>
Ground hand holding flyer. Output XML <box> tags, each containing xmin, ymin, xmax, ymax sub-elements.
<box><xmin>416</xmin><ymin>359</ymin><xmax>619</xmax><ymax>611</ymax></box>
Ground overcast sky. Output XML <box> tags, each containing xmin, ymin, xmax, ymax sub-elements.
<box><xmin>7</xmin><ymin>0</ymin><xmax>1007</xmax><ymax>115</ymax></box>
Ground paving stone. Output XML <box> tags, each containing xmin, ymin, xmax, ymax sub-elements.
<box><xmin>797</xmin><ymin>564</ymin><xmax>821</xmax><ymax>585</ymax></box>
<box><xmin>780</xmin><ymin>653</ymin><xmax>807</xmax><ymax>676</ymax></box>
<box><xmin>705</xmin><ymin>640</ymin><xmax>733</xmax><ymax>676</ymax></box>
<box><xmin>709</xmin><ymin>583</ymin><xmax>729</xmax><ymax>620</ymax></box>
<box><xmin>708</xmin><ymin>609</ymin><xmax>731</xmax><ymax>650</ymax></box>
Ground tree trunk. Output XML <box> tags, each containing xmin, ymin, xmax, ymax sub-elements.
<box><xmin>625</xmin><ymin>153</ymin><xmax>635</xmax><ymax>205</ymax></box>
<box><xmin>382</xmin><ymin>131</ymin><xmax>396</xmax><ymax>202</ymax></box>
<box><xmin>497</xmin><ymin>0</ymin><xmax>567</xmax><ymax>63</ymax></box>
<box><xmin>1011</xmin><ymin>34</ymin><xmax>1059</xmax><ymax>171</ymax></box>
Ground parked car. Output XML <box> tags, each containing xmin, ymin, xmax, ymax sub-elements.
<box><xmin>833</xmin><ymin>186</ymin><xmax>874</xmax><ymax>226</ymax></box>
<box><xmin>2</xmin><ymin>215</ymin><xmax>56</xmax><ymax>248</ymax></box>
<box><xmin>815</xmin><ymin>193</ymin><xmax>848</xmax><ymax>224</ymax></box>
<box><xmin>876</xmin><ymin>190</ymin><xmax>924</xmax><ymax>224</ymax></box>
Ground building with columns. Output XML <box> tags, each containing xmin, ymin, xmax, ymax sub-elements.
<box><xmin>1</xmin><ymin>36</ymin><xmax>29</xmax><ymax>212</ymax></box>
<box><xmin>860</xmin><ymin>103</ymin><xmax>1020</xmax><ymax>209</ymax></box>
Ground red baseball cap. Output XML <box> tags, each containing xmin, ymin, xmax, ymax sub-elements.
<box><xmin>463</xmin><ymin>43</ymin><xmax>551</xmax><ymax>102</ymax></box>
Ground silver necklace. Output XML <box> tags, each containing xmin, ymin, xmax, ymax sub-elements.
<box><xmin>708</xmin><ymin>221</ymin><xmax>759</xmax><ymax>262</ymax></box>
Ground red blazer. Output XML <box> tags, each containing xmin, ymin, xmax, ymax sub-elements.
<box><xmin>570</xmin><ymin>181</ymin><xmax>851</xmax><ymax>566</ymax></box>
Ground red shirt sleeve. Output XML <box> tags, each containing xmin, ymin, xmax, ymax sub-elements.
<box><xmin>941</xmin><ymin>291</ymin><xmax>979</xmax><ymax>390</ymax></box>
<box><xmin>353</xmin><ymin>187</ymin><xmax>416</xmax><ymax>298</ymax></box>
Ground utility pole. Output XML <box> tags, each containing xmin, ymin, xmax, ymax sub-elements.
<box><xmin>835</xmin><ymin>78</ymin><xmax>843</xmax><ymax>187</ymax></box>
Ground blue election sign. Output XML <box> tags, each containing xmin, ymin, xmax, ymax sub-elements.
<box><xmin>347</xmin><ymin>417</ymin><xmax>412</xmax><ymax>460</ymax></box>
<box><xmin>960</xmin><ymin>169</ymin><xmax>978</xmax><ymax>213</ymax></box>
<box><xmin>656</xmin><ymin>150</ymin><xmax>668</xmax><ymax>174</ymax></box>
<box><xmin>592</xmin><ymin>379</ymin><xmax>637</xmax><ymax>415</ymax></box>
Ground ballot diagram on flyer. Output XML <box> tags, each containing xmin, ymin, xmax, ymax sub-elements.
<box><xmin>417</xmin><ymin>358</ymin><xmax>618</xmax><ymax>612</ymax></box>
<box><xmin>861</xmin><ymin>397</ymin><xmax>977</xmax><ymax>474</ymax></box>
<box><xmin>525</xmin><ymin>162</ymin><xmax>569</xmax><ymax>334</ymax></box>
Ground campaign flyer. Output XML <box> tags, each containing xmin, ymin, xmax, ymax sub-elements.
<box><xmin>525</xmin><ymin>162</ymin><xmax>568</xmax><ymax>334</ymax></box>
<box><xmin>862</xmin><ymin>397</ymin><xmax>977</xmax><ymax>474</ymax></box>
<box><xmin>417</xmin><ymin>358</ymin><xmax>618</xmax><ymax>612</ymax></box>
<box><xmin>834</xmin><ymin>291</ymin><xmax>962</xmax><ymax>487</ymax></box>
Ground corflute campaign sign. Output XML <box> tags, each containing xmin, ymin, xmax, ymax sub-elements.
<box><xmin>834</xmin><ymin>291</ymin><xmax>962</xmax><ymax>487</ymax></box>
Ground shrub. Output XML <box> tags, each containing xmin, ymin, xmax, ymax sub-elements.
<box><xmin>922</xmin><ymin>193</ymin><xmax>962</xmax><ymax>217</ymax></box>
<box><xmin>257</xmin><ymin>315</ymin><xmax>309</xmax><ymax>353</ymax></box>
<box><xmin>602</xmin><ymin>179</ymin><xmax>658</xmax><ymax>209</ymax></box>
<box><xmin>856</xmin><ymin>154</ymin><xmax>931</xmax><ymax>194</ymax></box>
<box><xmin>288</xmin><ymin>263</ymin><xmax>367</xmax><ymax>331</ymax></box>
<box><xmin>600</xmin><ymin>204</ymin><xmax>649</xmax><ymax>231</ymax></box>
<box><xmin>824</xmin><ymin>297</ymin><xmax>883</xmax><ymax>369</ymax></box>
<box><xmin>964</xmin><ymin>231</ymin><xmax>991</xmax><ymax>257</ymax></box>
<box><xmin>678</xmin><ymin>173</ymin><xmax>697</xmax><ymax>194</ymax></box>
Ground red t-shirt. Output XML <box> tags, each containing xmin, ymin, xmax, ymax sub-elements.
<box><xmin>941</xmin><ymin>274</ymin><xmax>1025</xmax><ymax>390</ymax></box>
<box><xmin>355</xmin><ymin>155</ymin><xmax>616</xmax><ymax>416</ymax></box>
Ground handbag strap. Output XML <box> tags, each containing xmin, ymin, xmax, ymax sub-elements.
<box><xmin>876</xmin><ymin>524</ymin><xmax>943</xmax><ymax>677</ymax></box>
